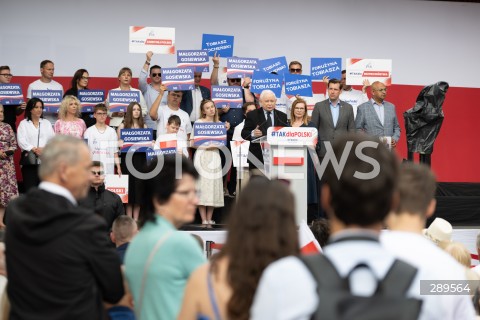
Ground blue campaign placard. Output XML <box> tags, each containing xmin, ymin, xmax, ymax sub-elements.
<box><xmin>177</xmin><ymin>50</ymin><xmax>209</xmax><ymax>73</ymax></box>
<box><xmin>120</xmin><ymin>128</ymin><xmax>153</xmax><ymax>153</ymax></box>
<box><xmin>258</xmin><ymin>56</ymin><xmax>288</xmax><ymax>75</ymax></box>
<box><xmin>227</xmin><ymin>57</ymin><xmax>259</xmax><ymax>78</ymax></box>
<box><xmin>211</xmin><ymin>86</ymin><xmax>243</xmax><ymax>109</ymax></box>
<box><xmin>201</xmin><ymin>34</ymin><xmax>234</xmax><ymax>57</ymax></box>
<box><xmin>251</xmin><ymin>71</ymin><xmax>282</xmax><ymax>98</ymax></box>
<box><xmin>0</xmin><ymin>83</ymin><xmax>23</xmax><ymax>105</ymax></box>
<box><xmin>78</xmin><ymin>89</ymin><xmax>105</xmax><ymax>112</ymax></box>
<box><xmin>310</xmin><ymin>58</ymin><xmax>342</xmax><ymax>80</ymax></box>
<box><xmin>108</xmin><ymin>90</ymin><xmax>140</xmax><ymax>112</ymax></box>
<box><xmin>161</xmin><ymin>67</ymin><xmax>194</xmax><ymax>91</ymax></box>
<box><xmin>284</xmin><ymin>74</ymin><xmax>313</xmax><ymax>97</ymax></box>
<box><xmin>32</xmin><ymin>90</ymin><xmax>62</xmax><ymax>113</ymax></box>
<box><xmin>193</xmin><ymin>122</ymin><xmax>227</xmax><ymax>147</ymax></box>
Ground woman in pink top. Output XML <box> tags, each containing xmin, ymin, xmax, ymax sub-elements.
<box><xmin>54</xmin><ymin>95</ymin><xmax>86</xmax><ymax>138</ymax></box>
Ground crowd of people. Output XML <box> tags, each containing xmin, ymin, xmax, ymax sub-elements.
<box><xmin>0</xmin><ymin>55</ymin><xmax>478</xmax><ymax>320</ymax></box>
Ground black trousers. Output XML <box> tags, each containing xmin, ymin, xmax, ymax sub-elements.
<box><xmin>21</xmin><ymin>165</ymin><xmax>40</xmax><ymax>192</ymax></box>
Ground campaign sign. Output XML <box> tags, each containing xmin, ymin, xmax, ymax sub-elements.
<box><xmin>108</xmin><ymin>90</ymin><xmax>140</xmax><ymax>112</ymax></box>
<box><xmin>32</xmin><ymin>90</ymin><xmax>62</xmax><ymax>113</ymax></box>
<box><xmin>202</xmin><ymin>34</ymin><xmax>234</xmax><ymax>57</ymax></box>
<box><xmin>258</xmin><ymin>56</ymin><xmax>288</xmax><ymax>75</ymax></box>
<box><xmin>129</xmin><ymin>26</ymin><xmax>175</xmax><ymax>54</ymax></box>
<box><xmin>310</xmin><ymin>58</ymin><xmax>342</xmax><ymax>81</ymax></box>
<box><xmin>211</xmin><ymin>86</ymin><xmax>243</xmax><ymax>109</ymax></box>
<box><xmin>78</xmin><ymin>90</ymin><xmax>104</xmax><ymax>112</ymax></box>
<box><xmin>251</xmin><ymin>71</ymin><xmax>282</xmax><ymax>98</ymax></box>
<box><xmin>193</xmin><ymin>122</ymin><xmax>227</xmax><ymax>147</ymax></box>
<box><xmin>346</xmin><ymin>58</ymin><xmax>392</xmax><ymax>86</ymax></box>
<box><xmin>0</xmin><ymin>84</ymin><xmax>23</xmax><ymax>105</ymax></box>
<box><xmin>177</xmin><ymin>50</ymin><xmax>209</xmax><ymax>73</ymax></box>
<box><xmin>227</xmin><ymin>57</ymin><xmax>259</xmax><ymax>78</ymax></box>
<box><xmin>284</xmin><ymin>74</ymin><xmax>313</xmax><ymax>97</ymax></box>
<box><xmin>105</xmin><ymin>174</ymin><xmax>129</xmax><ymax>203</ymax></box>
<box><xmin>120</xmin><ymin>128</ymin><xmax>153</xmax><ymax>153</ymax></box>
<box><xmin>267</xmin><ymin>127</ymin><xmax>318</xmax><ymax>147</ymax></box>
<box><xmin>230</xmin><ymin>140</ymin><xmax>250</xmax><ymax>169</ymax></box>
<box><xmin>147</xmin><ymin>133</ymin><xmax>178</xmax><ymax>163</ymax></box>
<box><xmin>161</xmin><ymin>67</ymin><xmax>194</xmax><ymax>91</ymax></box>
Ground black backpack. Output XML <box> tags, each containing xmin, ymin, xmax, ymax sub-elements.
<box><xmin>300</xmin><ymin>254</ymin><xmax>423</xmax><ymax>320</ymax></box>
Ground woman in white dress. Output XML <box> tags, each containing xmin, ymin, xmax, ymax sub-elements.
<box><xmin>193</xmin><ymin>100</ymin><xmax>229</xmax><ymax>225</ymax></box>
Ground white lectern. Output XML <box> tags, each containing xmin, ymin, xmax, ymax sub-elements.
<box><xmin>252</xmin><ymin>126</ymin><xmax>318</xmax><ymax>224</ymax></box>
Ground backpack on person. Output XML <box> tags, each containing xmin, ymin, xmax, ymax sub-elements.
<box><xmin>300</xmin><ymin>254</ymin><xmax>423</xmax><ymax>320</ymax></box>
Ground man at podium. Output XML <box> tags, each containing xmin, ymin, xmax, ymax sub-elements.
<box><xmin>241</xmin><ymin>90</ymin><xmax>288</xmax><ymax>174</ymax></box>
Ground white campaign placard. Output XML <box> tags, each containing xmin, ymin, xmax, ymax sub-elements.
<box><xmin>105</xmin><ymin>174</ymin><xmax>129</xmax><ymax>203</ymax></box>
<box><xmin>346</xmin><ymin>58</ymin><xmax>392</xmax><ymax>86</ymax></box>
<box><xmin>230</xmin><ymin>140</ymin><xmax>250</xmax><ymax>168</ymax></box>
<box><xmin>129</xmin><ymin>26</ymin><xmax>175</xmax><ymax>54</ymax></box>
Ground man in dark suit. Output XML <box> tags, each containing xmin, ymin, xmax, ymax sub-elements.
<box><xmin>180</xmin><ymin>71</ymin><xmax>211</xmax><ymax>124</ymax></box>
<box><xmin>5</xmin><ymin>135</ymin><xmax>124</xmax><ymax>320</ymax></box>
<box><xmin>311</xmin><ymin>78</ymin><xmax>355</xmax><ymax>158</ymax></box>
<box><xmin>241</xmin><ymin>89</ymin><xmax>288</xmax><ymax>172</ymax></box>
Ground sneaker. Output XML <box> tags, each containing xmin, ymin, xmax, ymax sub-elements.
<box><xmin>202</xmin><ymin>220</ymin><xmax>209</xmax><ymax>225</ymax></box>
<box><xmin>209</xmin><ymin>220</ymin><xmax>216</xmax><ymax>225</ymax></box>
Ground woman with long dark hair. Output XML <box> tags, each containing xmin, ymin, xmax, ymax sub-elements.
<box><xmin>124</xmin><ymin>155</ymin><xmax>205</xmax><ymax>320</ymax></box>
<box><xmin>117</xmin><ymin>102</ymin><xmax>147</xmax><ymax>221</ymax></box>
<box><xmin>17</xmin><ymin>98</ymin><xmax>55</xmax><ymax>191</ymax></box>
<box><xmin>178</xmin><ymin>177</ymin><xmax>299</xmax><ymax>320</ymax></box>
<box><xmin>64</xmin><ymin>69</ymin><xmax>95</xmax><ymax>127</ymax></box>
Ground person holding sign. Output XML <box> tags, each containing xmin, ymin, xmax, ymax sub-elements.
<box><xmin>193</xmin><ymin>100</ymin><xmax>228</xmax><ymax>225</ymax></box>
<box><xmin>64</xmin><ymin>69</ymin><xmax>96</xmax><ymax>127</ymax></box>
<box><xmin>54</xmin><ymin>96</ymin><xmax>87</xmax><ymax>138</ymax></box>
<box><xmin>355</xmin><ymin>81</ymin><xmax>401</xmax><ymax>149</ymax></box>
<box><xmin>0</xmin><ymin>66</ymin><xmax>26</xmax><ymax>132</ymax></box>
<box><xmin>17</xmin><ymin>98</ymin><xmax>55</xmax><ymax>191</ymax></box>
<box><xmin>241</xmin><ymin>90</ymin><xmax>288</xmax><ymax>172</ymax></box>
<box><xmin>165</xmin><ymin>114</ymin><xmax>189</xmax><ymax>157</ymax></box>
<box><xmin>83</xmin><ymin>103</ymin><xmax>121</xmax><ymax>175</ymax></box>
<box><xmin>150</xmin><ymin>90</ymin><xmax>192</xmax><ymax>142</ymax></box>
<box><xmin>117</xmin><ymin>102</ymin><xmax>148</xmax><ymax>221</ymax></box>
<box><xmin>139</xmin><ymin>51</ymin><xmax>168</xmax><ymax>138</ymax></box>
<box><xmin>26</xmin><ymin>60</ymin><xmax>64</xmax><ymax>126</ymax></box>
<box><xmin>107</xmin><ymin>67</ymin><xmax>148</xmax><ymax>128</ymax></box>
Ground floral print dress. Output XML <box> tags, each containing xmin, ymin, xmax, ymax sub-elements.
<box><xmin>0</xmin><ymin>122</ymin><xmax>19</xmax><ymax>206</ymax></box>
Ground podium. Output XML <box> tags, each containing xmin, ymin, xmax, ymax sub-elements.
<box><xmin>252</xmin><ymin>127</ymin><xmax>318</xmax><ymax>224</ymax></box>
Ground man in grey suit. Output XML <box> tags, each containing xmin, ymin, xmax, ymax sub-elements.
<box><xmin>311</xmin><ymin>78</ymin><xmax>355</xmax><ymax>158</ymax></box>
<box><xmin>355</xmin><ymin>81</ymin><xmax>401</xmax><ymax>148</ymax></box>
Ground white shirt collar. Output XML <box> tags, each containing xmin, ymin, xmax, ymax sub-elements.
<box><xmin>39</xmin><ymin>181</ymin><xmax>77</xmax><ymax>205</ymax></box>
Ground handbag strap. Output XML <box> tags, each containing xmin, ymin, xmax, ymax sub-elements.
<box><xmin>36</xmin><ymin>120</ymin><xmax>41</xmax><ymax>147</ymax></box>
<box><xmin>136</xmin><ymin>230</ymin><xmax>173</xmax><ymax>320</ymax></box>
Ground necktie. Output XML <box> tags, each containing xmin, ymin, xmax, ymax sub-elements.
<box><xmin>266</xmin><ymin>111</ymin><xmax>272</xmax><ymax>128</ymax></box>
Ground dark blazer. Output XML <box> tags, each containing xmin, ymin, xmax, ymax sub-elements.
<box><xmin>5</xmin><ymin>189</ymin><xmax>124</xmax><ymax>320</ymax></box>
<box><xmin>180</xmin><ymin>85</ymin><xmax>211</xmax><ymax>115</ymax></box>
<box><xmin>311</xmin><ymin>99</ymin><xmax>355</xmax><ymax>157</ymax></box>
<box><xmin>241</xmin><ymin>108</ymin><xmax>288</xmax><ymax>169</ymax></box>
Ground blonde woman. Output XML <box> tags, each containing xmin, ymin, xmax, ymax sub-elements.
<box><xmin>54</xmin><ymin>95</ymin><xmax>86</xmax><ymax>138</ymax></box>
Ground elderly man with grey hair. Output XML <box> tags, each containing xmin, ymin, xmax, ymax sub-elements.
<box><xmin>5</xmin><ymin>135</ymin><xmax>124</xmax><ymax>320</ymax></box>
<box><xmin>241</xmin><ymin>89</ymin><xmax>288</xmax><ymax>173</ymax></box>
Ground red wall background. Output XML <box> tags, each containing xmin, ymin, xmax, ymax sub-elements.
<box><xmin>10</xmin><ymin>76</ymin><xmax>479</xmax><ymax>183</ymax></box>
